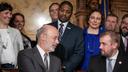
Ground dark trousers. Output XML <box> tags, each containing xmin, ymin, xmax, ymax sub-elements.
<box><xmin>1</xmin><ymin>63</ymin><xmax>14</xmax><ymax>69</ymax></box>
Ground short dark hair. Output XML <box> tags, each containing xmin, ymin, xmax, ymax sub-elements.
<box><xmin>107</xmin><ymin>13</ymin><xmax>118</xmax><ymax>23</ymax></box>
<box><xmin>0</xmin><ymin>2</ymin><xmax>13</xmax><ymax>12</ymax></box>
<box><xmin>49</xmin><ymin>2</ymin><xmax>59</xmax><ymax>11</ymax></box>
<box><xmin>59</xmin><ymin>1</ymin><xmax>73</xmax><ymax>12</ymax></box>
<box><xmin>122</xmin><ymin>14</ymin><xmax>128</xmax><ymax>21</ymax></box>
<box><xmin>9</xmin><ymin>12</ymin><xmax>25</xmax><ymax>27</ymax></box>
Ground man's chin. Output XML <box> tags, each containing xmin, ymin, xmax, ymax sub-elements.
<box><xmin>49</xmin><ymin>48</ymin><xmax>55</xmax><ymax>52</ymax></box>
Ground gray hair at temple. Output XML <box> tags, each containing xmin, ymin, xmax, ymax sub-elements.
<box><xmin>36</xmin><ymin>25</ymin><xmax>48</xmax><ymax>42</ymax></box>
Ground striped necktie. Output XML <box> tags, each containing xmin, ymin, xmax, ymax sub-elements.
<box><xmin>59</xmin><ymin>23</ymin><xmax>64</xmax><ymax>41</ymax></box>
<box><xmin>44</xmin><ymin>53</ymin><xmax>48</xmax><ymax>71</ymax></box>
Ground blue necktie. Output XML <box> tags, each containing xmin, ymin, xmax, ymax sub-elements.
<box><xmin>59</xmin><ymin>23</ymin><xmax>64</xmax><ymax>41</ymax></box>
<box><xmin>107</xmin><ymin>59</ymin><xmax>112</xmax><ymax>72</ymax></box>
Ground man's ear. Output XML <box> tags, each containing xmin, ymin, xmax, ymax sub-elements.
<box><xmin>40</xmin><ymin>34</ymin><xmax>46</xmax><ymax>40</ymax></box>
<box><xmin>112</xmin><ymin>42</ymin><xmax>118</xmax><ymax>49</ymax></box>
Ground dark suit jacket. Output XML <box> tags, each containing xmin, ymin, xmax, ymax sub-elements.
<box><xmin>18</xmin><ymin>47</ymin><xmax>61</xmax><ymax>72</ymax></box>
<box><xmin>87</xmin><ymin>52</ymin><xmax>128</xmax><ymax>72</ymax></box>
<box><xmin>50</xmin><ymin>21</ymin><xmax>84</xmax><ymax>72</ymax></box>
<box><xmin>119</xmin><ymin>36</ymin><xmax>128</xmax><ymax>56</ymax></box>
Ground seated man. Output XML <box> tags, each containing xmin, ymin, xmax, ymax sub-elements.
<box><xmin>18</xmin><ymin>25</ymin><xmax>61</xmax><ymax>72</ymax></box>
<box><xmin>87</xmin><ymin>31</ymin><xmax>128</xmax><ymax>72</ymax></box>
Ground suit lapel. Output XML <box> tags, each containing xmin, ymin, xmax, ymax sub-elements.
<box><xmin>120</xmin><ymin>37</ymin><xmax>125</xmax><ymax>53</ymax></box>
<box><xmin>33</xmin><ymin>47</ymin><xmax>46</xmax><ymax>69</ymax></box>
<box><xmin>100</xmin><ymin>56</ymin><xmax>107</xmax><ymax>72</ymax></box>
<box><xmin>49</xmin><ymin>55</ymin><xmax>53</xmax><ymax>72</ymax></box>
<box><xmin>61</xmin><ymin>22</ymin><xmax>72</xmax><ymax>42</ymax></box>
<box><xmin>113</xmin><ymin>53</ymin><xmax>123</xmax><ymax>72</ymax></box>
<box><xmin>52</xmin><ymin>21</ymin><xmax>73</xmax><ymax>43</ymax></box>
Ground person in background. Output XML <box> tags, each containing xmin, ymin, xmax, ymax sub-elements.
<box><xmin>51</xmin><ymin>1</ymin><xmax>84</xmax><ymax>72</ymax></box>
<box><xmin>81</xmin><ymin>10</ymin><xmax>105</xmax><ymax>71</ymax></box>
<box><xmin>49</xmin><ymin>2</ymin><xmax>59</xmax><ymax>22</ymax></box>
<box><xmin>9</xmin><ymin>13</ymin><xmax>32</xmax><ymax>49</ymax></box>
<box><xmin>87</xmin><ymin>31</ymin><xmax>128</xmax><ymax>72</ymax></box>
<box><xmin>105</xmin><ymin>14</ymin><xmax>118</xmax><ymax>31</ymax></box>
<box><xmin>18</xmin><ymin>25</ymin><xmax>61</xmax><ymax>72</ymax></box>
<box><xmin>0</xmin><ymin>2</ymin><xmax>24</xmax><ymax>68</ymax></box>
<box><xmin>119</xmin><ymin>14</ymin><xmax>128</xmax><ymax>57</ymax></box>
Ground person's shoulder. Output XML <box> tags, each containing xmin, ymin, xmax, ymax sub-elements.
<box><xmin>8</xmin><ymin>26</ymin><xmax>19</xmax><ymax>31</ymax></box>
<box><xmin>69</xmin><ymin>22</ymin><xmax>82</xmax><ymax>30</ymax></box>
<box><xmin>90</xmin><ymin>54</ymin><xmax>105</xmax><ymax>62</ymax></box>
<box><xmin>68</xmin><ymin>22</ymin><xmax>83</xmax><ymax>34</ymax></box>
<box><xmin>50</xmin><ymin>54</ymin><xmax>61</xmax><ymax>62</ymax></box>
<box><xmin>8</xmin><ymin>26</ymin><xmax>21</xmax><ymax>33</ymax></box>
<box><xmin>19</xmin><ymin>48</ymin><xmax>33</xmax><ymax>56</ymax></box>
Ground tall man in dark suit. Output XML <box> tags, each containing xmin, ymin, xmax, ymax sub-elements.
<box><xmin>119</xmin><ymin>14</ymin><xmax>128</xmax><ymax>56</ymax></box>
<box><xmin>87</xmin><ymin>31</ymin><xmax>128</xmax><ymax>72</ymax></box>
<box><xmin>18</xmin><ymin>25</ymin><xmax>61</xmax><ymax>72</ymax></box>
<box><xmin>50</xmin><ymin>1</ymin><xmax>84</xmax><ymax>72</ymax></box>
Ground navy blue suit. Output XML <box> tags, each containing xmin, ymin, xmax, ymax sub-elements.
<box><xmin>50</xmin><ymin>21</ymin><xmax>84</xmax><ymax>72</ymax></box>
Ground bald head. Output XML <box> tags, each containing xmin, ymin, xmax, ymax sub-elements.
<box><xmin>37</xmin><ymin>24</ymin><xmax>58</xmax><ymax>41</ymax></box>
<box><xmin>37</xmin><ymin>24</ymin><xmax>59</xmax><ymax>52</ymax></box>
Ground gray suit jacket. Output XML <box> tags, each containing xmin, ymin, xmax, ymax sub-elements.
<box><xmin>18</xmin><ymin>47</ymin><xmax>61</xmax><ymax>72</ymax></box>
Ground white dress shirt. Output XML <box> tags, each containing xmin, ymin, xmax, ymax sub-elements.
<box><xmin>37</xmin><ymin>45</ymin><xmax>50</xmax><ymax>69</ymax></box>
<box><xmin>106</xmin><ymin>50</ymin><xmax>119</xmax><ymax>71</ymax></box>
<box><xmin>58</xmin><ymin>20</ymin><xmax>68</xmax><ymax>35</ymax></box>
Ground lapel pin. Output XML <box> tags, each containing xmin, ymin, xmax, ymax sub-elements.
<box><xmin>118</xmin><ymin>61</ymin><xmax>122</xmax><ymax>64</ymax></box>
<box><xmin>67</xmin><ymin>27</ymin><xmax>71</xmax><ymax>29</ymax></box>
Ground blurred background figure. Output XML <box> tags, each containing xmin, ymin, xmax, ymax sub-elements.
<box><xmin>88</xmin><ymin>0</ymin><xmax>99</xmax><ymax>11</ymax></box>
<box><xmin>49</xmin><ymin>2</ymin><xmax>59</xmax><ymax>22</ymax></box>
<box><xmin>119</xmin><ymin>14</ymin><xmax>128</xmax><ymax>56</ymax></box>
<box><xmin>9</xmin><ymin>13</ymin><xmax>32</xmax><ymax>49</ymax></box>
<box><xmin>105</xmin><ymin>14</ymin><xmax>118</xmax><ymax>32</ymax></box>
<box><xmin>81</xmin><ymin>10</ymin><xmax>105</xmax><ymax>71</ymax></box>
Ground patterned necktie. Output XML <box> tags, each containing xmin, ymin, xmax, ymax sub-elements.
<box><xmin>107</xmin><ymin>59</ymin><xmax>112</xmax><ymax>72</ymax></box>
<box><xmin>126</xmin><ymin>39</ymin><xmax>128</xmax><ymax>52</ymax></box>
<box><xmin>59</xmin><ymin>23</ymin><xmax>64</xmax><ymax>41</ymax></box>
<box><xmin>44</xmin><ymin>53</ymin><xmax>48</xmax><ymax>71</ymax></box>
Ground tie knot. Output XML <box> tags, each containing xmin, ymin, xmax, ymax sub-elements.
<box><xmin>108</xmin><ymin>58</ymin><xmax>112</xmax><ymax>61</ymax></box>
<box><xmin>44</xmin><ymin>53</ymin><xmax>48</xmax><ymax>57</ymax></box>
<box><xmin>60</xmin><ymin>23</ymin><xmax>64</xmax><ymax>27</ymax></box>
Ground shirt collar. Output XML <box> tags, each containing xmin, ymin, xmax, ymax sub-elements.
<box><xmin>58</xmin><ymin>20</ymin><xmax>68</xmax><ymax>28</ymax></box>
<box><xmin>36</xmin><ymin>45</ymin><xmax>45</xmax><ymax>56</ymax></box>
<box><xmin>109</xmin><ymin>50</ymin><xmax>119</xmax><ymax>60</ymax></box>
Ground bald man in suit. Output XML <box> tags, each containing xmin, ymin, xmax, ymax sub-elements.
<box><xmin>18</xmin><ymin>25</ymin><xmax>61</xmax><ymax>72</ymax></box>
